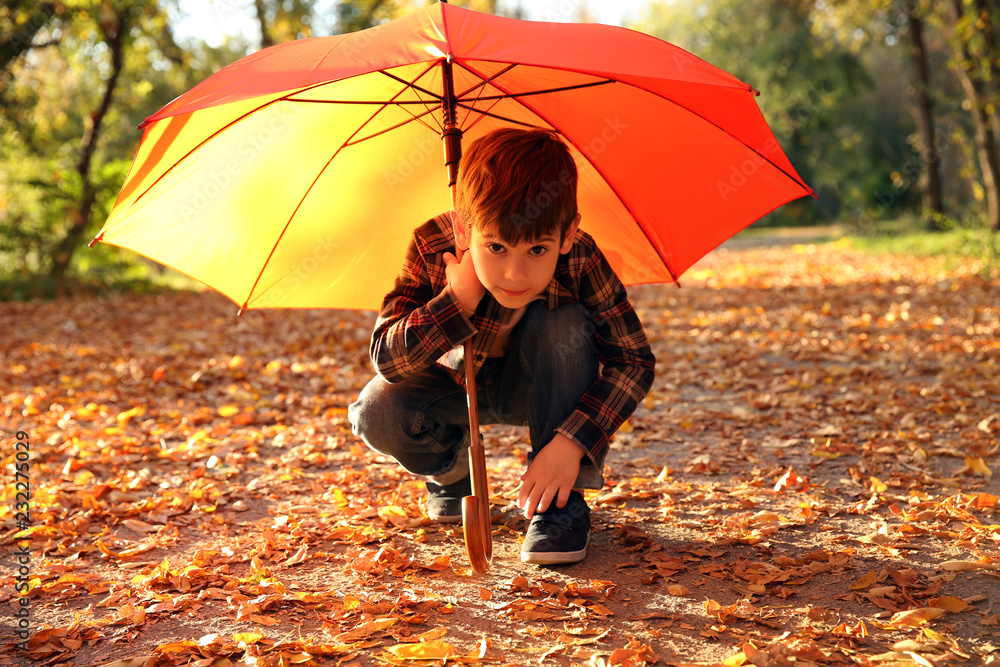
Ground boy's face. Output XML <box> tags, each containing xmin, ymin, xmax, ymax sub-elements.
<box><xmin>455</xmin><ymin>214</ymin><xmax>582</xmax><ymax>310</ymax></box>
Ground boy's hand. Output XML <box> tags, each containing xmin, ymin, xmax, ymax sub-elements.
<box><xmin>443</xmin><ymin>248</ymin><xmax>485</xmax><ymax>315</ymax></box>
<box><xmin>517</xmin><ymin>433</ymin><xmax>584</xmax><ymax>519</ymax></box>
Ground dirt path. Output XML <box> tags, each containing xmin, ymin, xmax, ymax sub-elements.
<box><xmin>2</xmin><ymin>244</ymin><xmax>998</xmax><ymax>666</ymax></box>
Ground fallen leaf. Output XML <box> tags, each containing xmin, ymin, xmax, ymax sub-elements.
<box><xmin>966</xmin><ymin>456</ymin><xmax>993</xmax><ymax>478</ymax></box>
<box><xmin>928</xmin><ymin>596</ymin><xmax>969</xmax><ymax>613</ymax></box>
<box><xmin>385</xmin><ymin>641</ymin><xmax>457</xmax><ymax>660</ymax></box>
<box><xmin>889</xmin><ymin>607</ymin><xmax>947</xmax><ymax>627</ymax></box>
<box><xmin>849</xmin><ymin>571</ymin><xmax>877</xmax><ymax>590</ymax></box>
<box><xmin>939</xmin><ymin>560</ymin><xmax>999</xmax><ymax>571</ymax></box>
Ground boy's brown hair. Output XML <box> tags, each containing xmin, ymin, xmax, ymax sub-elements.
<box><xmin>455</xmin><ymin>127</ymin><xmax>578</xmax><ymax>245</ymax></box>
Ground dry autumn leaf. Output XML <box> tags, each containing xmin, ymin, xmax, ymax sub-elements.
<box><xmin>384</xmin><ymin>641</ymin><xmax>457</xmax><ymax>660</ymax></box>
<box><xmin>889</xmin><ymin>608</ymin><xmax>947</xmax><ymax>627</ymax></box>
<box><xmin>939</xmin><ymin>560</ymin><xmax>999</xmax><ymax>571</ymax></box>
<box><xmin>965</xmin><ymin>456</ymin><xmax>993</xmax><ymax>478</ymax></box>
<box><xmin>849</xmin><ymin>571</ymin><xmax>877</xmax><ymax>590</ymax></box>
<box><xmin>9</xmin><ymin>246</ymin><xmax>997</xmax><ymax>667</ymax></box>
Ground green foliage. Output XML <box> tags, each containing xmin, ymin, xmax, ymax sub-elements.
<box><xmin>847</xmin><ymin>214</ymin><xmax>1000</xmax><ymax>275</ymax></box>
<box><xmin>0</xmin><ymin>0</ymin><xmax>248</xmax><ymax>297</ymax></box>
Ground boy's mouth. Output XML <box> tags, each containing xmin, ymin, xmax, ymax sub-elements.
<box><xmin>500</xmin><ymin>288</ymin><xmax>528</xmax><ymax>297</ymax></box>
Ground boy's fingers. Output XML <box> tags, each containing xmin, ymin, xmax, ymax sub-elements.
<box><xmin>535</xmin><ymin>488</ymin><xmax>558</xmax><ymax>515</ymax></box>
<box><xmin>516</xmin><ymin>480</ymin><xmax>532</xmax><ymax>510</ymax></box>
<box><xmin>443</xmin><ymin>251</ymin><xmax>456</xmax><ymax>265</ymax></box>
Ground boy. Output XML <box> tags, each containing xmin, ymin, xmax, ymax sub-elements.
<box><xmin>348</xmin><ymin>128</ymin><xmax>655</xmax><ymax>565</ymax></box>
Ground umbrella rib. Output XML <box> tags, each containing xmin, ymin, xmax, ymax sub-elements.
<box><xmin>453</xmin><ymin>102</ymin><xmax>546</xmax><ymax>130</ymax></box>
<box><xmin>344</xmin><ymin>65</ymin><xmax>460</xmax><ymax>144</ymax></box>
<box><xmin>453</xmin><ymin>59</ymin><xmax>812</xmax><ymax>195</ymax></box>
<box><xmin>287</xmin><ymin>98</ymin><xmax>447</xmax><ymax>105</ymax></box>
<box><xmin>453</xmin><ymin>62</ymin><xmax>519</xmax><ymax>129</ymax></box>
<box><xmin>379</xmin><ymin>68</ymin><xmax>443</xmax><ymax>103</ymax></box>
<box><xmin>243</xmin><ymin>85</ymin><xmax>428</xmax><ymax>307</ymax></box>
<box><xmin>455</xmin><ymin>62</ymin><xmax>518</xmax><ymax>100</ymax></box>
<box><xmin>457</xmin><ymin>60</ymin><xmax>680</xmax><ymax>283</ymax></box>
<box><xmin>114</xmin><ymin>97</ymin><xmax>301</xmax><ymax>215</ymax></box>
<box><xmin>379</xmin><ymin>64</ymin><xmax>446</xmax><ymax>132</ymax></box>
<box><xmin>454</xmin><ymin>60</ymin><xmax>813</xmax><ymax>260</ymax></box>
<box><xmin>466</xmin><ymin>80</ymin><xmax>615</xmax><ymax>101</ymax></box>
<box><xmin>344</xmin><ymin>107</ymin><xmax>439</xmax><ymax>146</ymax></box>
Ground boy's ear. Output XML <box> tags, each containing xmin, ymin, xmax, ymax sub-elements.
<box><xmin>451</xmin><ymin>210</ymin><xmax>470</xmax><ymax>251</ymax></box>
<box><xmin>559</xmin><ymin>213</ymin><xmax>582</xmax><ymax>254</ymax></box>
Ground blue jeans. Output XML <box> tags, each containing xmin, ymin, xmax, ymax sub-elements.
<box><xmin>348</xmin><ymin>302</ymin><xmax>604</xmax><ymax>489</ymax></box>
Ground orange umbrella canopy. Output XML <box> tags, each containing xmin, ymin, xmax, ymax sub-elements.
<box><xmin>94</xmin><ymin>2</ymin><xmax>812</xmax><ymax>311</ymax></box>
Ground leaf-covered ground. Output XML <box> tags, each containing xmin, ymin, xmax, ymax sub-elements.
<box><xmin>2</xmin><ymin>243</ymin><xmax>999</xmax><ymax>667</ymax></box>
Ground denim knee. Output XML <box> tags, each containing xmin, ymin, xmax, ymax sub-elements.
<box><xmin>518</xmin><ymin>302</ymin><xmax>597</xmax><ymax>370</ymax></box>
<box><xmin>348</xmin><ymin>373</ymin><xmax>468</xmax><ymax>478</ymax></box>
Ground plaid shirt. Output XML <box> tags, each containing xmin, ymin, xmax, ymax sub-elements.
<box><xmin>370</xmin><ymin>213</ymin><xmax>655</xmax><ymax>467</ymax></box>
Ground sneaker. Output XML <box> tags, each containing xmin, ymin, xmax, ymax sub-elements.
<box><xmin>425</xmin><ymin>477</ymin><xmax>472</xmax><ymax>523</ymax></box>
<box><xmin>520</xmin><ymin>491</ymin><xmax>590</xmax><ymax>564</ymax></box>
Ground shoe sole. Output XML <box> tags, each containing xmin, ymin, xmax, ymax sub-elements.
<box><xmin>520</xmin><ymin>534</ymin><xmax>589</xmax><ymax>565</ymax></box>
<box><xmin>427</xmin><ymin>512</ymin><xmax>463</xmax><ymax>524</ymax></box>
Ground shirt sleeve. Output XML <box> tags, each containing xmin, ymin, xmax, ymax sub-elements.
<box><xmin>370</xmin><ymin>233</ymin><xmax>476</xmax><ymax>382</ymax></box>
<box><xmin>554</xmin><ymin>249</ymin><xmax>656</xmax><ymax>466</ymax></box>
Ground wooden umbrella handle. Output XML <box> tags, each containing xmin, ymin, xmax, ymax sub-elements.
<box><xmin>461</xmin><ymin>338</ymin><xmax>492</xmax><ymax>572</ymax></box>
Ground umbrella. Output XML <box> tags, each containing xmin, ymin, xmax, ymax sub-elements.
<box><xmin>91</xmin><ymin>0</ymin><xmax>814</xmax><ymax>572</ymax></box>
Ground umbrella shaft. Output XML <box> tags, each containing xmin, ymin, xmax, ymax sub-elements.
<box><xmin>441</xmin><ymin>57</ymin><xmax>462</xmax><ymax>187</ymax></box>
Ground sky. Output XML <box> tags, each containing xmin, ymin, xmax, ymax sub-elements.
<box><xmin>172</xmin><ymin>0</ymin><xmax>656</xmax><ymax>48</ymax></box>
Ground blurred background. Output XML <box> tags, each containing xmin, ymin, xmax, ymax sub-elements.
<box><xmin>2</xmin><ymin>0</ymin><xmax>998</xmax><ymax>299</ymax></box>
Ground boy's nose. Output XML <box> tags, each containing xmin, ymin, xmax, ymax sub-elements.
<box><xmin>505</xmin><ymin>258</ymin><xmax>527</xmax><ymax>282</ymax></box>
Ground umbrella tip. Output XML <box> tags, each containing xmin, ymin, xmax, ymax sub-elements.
<box><xmin>88</xmin><ymin>234</ymin><xmax>102</xmax><ymax>248</ymax></box>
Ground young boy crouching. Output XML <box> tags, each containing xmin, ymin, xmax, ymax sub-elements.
<box><xmin>349</xmin><ymin>127</ymin><xmax>655</xmax><ymax>564</ymax></box>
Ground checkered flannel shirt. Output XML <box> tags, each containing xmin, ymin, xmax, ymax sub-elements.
<box><xmin>370</xmin><ymin>213</ymin><xmax>655</xmax><ymax>467</ymax></box>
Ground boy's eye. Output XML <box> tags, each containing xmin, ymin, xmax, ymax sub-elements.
<box><xmin>487</xmin><ymin>243</ymin><xmax>506</xmax><ymax>253</ymax></box>
<box><xmin>529</xmin><ymin>245</ymin><xmax>549</xmax><ymax>256</ymax></box>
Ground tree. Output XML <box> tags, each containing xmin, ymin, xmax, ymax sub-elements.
<box><xmin>903</xmin><ymin>0</ymin><xmax>946</xmax><ymax>229</ymax></box>
<box><xmin>0</xmin><ymin>0</ymin><xmax>247</xmax><ymax>297</ymax></box>
<box><xmin>944</xmin><ymin>0</ymin><xmax>1000</xmax><ymax>230</ymax></box>
<box><xmin>333</xmin><ymin>0</ymin><xmax>505</xmax><ymax>34</ymax></box>
<box><xmin>817</xmin><ymin>0</ymin><xmax>947</xmax><ymax>229</ymax></box>
<box><xmin>0</xmin><ymin>2</ymin><xmax>61</xmax><ymax>74</ymax></box>
<box><xmin>252</xmin><ymin>0</ymin><xmax>319</xmax><ymax>48</ymax></box>
<box><xmin>48</xmin><ymin>2</ymin><xmax>135</xmax><ymax>285</ymax></box>
<box><xmin>638</xmin><ymin>0</ymin><xmax>871</xmax><ymax>226</ymax></box>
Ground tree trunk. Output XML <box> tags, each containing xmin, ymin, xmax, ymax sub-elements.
<box><xmin>48</xmin><ymin>6</ymin><xmax>130</xmax><ymax>288</ymax></box>
<box><xmin>972</xmin><ymin>0</ymin><xmax>1000</xmax><ymax>229</ymax></box>
<box><xmin>949</xmin><ymin>0</ymin><xmax>1000</xmax><ymax>230</ymax></box>
<box><xmin>0</xmin><ymin>3</ymin><xmax>58</xmax><ymax>72</ymax></box>
<box><xmin>0</xmin><ymin>2</ymin><xmax>59</xmax><ymax>105</ymax></box>
<box><xmin>904</xmin><ymin>0</ymin><xmax>945</xmax><ymax>230</ymax></box>
<box><xmin>254</xmin><ymin>0</ymin><xmax>275</xmax><ymax>49</ymax></box>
